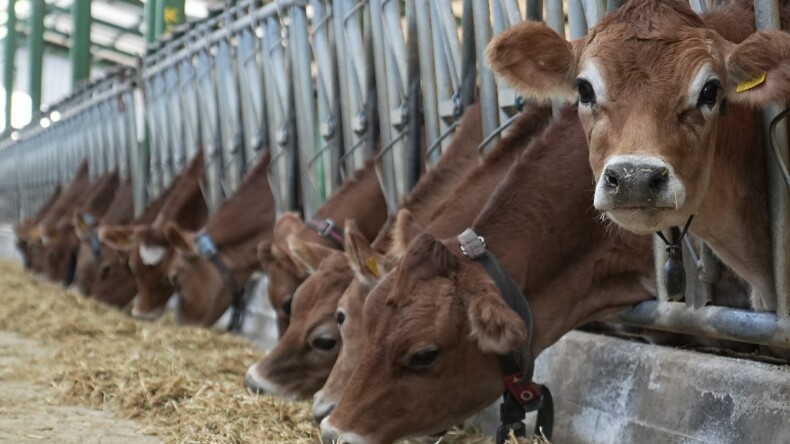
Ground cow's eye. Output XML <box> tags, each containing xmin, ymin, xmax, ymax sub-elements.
<box><xmin>335</xmin><ymin>309</ymin><xmax>346</xmax><ymax>326</ymax></box>
<box><xmin>576</xmin><ymin>79</ymin><xmax>596</xmax><ymax>105</ymax></box>
<box><xmin>408</xmin><ymin>349</ymin><xmax>440</xmax><ymax>369</ymax></box>
<box><xmin>281</xmin><ymin>297</ymin><xmax>292</xmax><ymax>316</ymax></box>
<box><xmin>697</xmin><ymin>80</ymin><xmax>720</xmax><ymax>108</ymax></box>
<box><xmin>311</xmin><ymin>337</ymin><xmax>337</xmax><ymax>351</ymax></box>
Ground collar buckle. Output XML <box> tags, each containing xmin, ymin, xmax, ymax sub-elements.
<box><xmin>317</xmin><ymin>218</ymin><xmax>337</xmax><ymax>238</ymax></box>
<box><xmin>458</xmin><ymin>228</ymin><xmax>486</xmax><ymax>259</ymax></box>
<box><xmin>195</xmin><ymin>232</ymin><xmax>219</xmax><ymax>259</ymax></box>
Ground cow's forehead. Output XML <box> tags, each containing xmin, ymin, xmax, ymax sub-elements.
<box><xmin>581</xmin><ymin>27</ymin><xmax>719</xmax><ymax>101</ymax></box>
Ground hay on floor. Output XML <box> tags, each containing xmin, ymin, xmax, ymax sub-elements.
<box><xmin>0</xmin><ymin>260</ymin><xmax>548</xmax><ymax>444</ymax></box>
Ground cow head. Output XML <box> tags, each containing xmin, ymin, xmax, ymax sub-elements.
<box><xmin>486</xmin><ymin>0</ymin><xmax>790</xmax><ymax>235</ymax></box>
<box><xmin>165</xmin><ymin>223</ymin><xmax>254</xmax><ymax>326</ymax></box>
<box><xmin>40</xmin><ymin>219</ymin><xmax>80</xmax><ymax>285</ymax></box>
<box><xmin>312</xmin><ymin>222</ymin><xmax>391</xmax><ymax>422</ymax></box>
<box><xmin>89</xmin><ymin>243</ymin><xmax>138</xmax><ymax>308</ymax></box>
<box><xmin>99</xmin><ymin>225</ymin><xmax>174</xmax><ymax>320</ymax></box>
<box><xmin>321</xmin><ymin>233</ymin><xmax>524</xmax><ymax>444</ymax></box>
<box><xmin>244</xmin><ymin>246</ymin><xmax>353</xmax><ymax>399</ymax></box>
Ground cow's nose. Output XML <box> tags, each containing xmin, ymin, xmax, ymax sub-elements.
<box><xmin>312</xmin><ymin>392</ymin><xmax>336</xmax><ymax>423</ymax></box>
<box><xmin>603</xmin><ymin>162</ymin><xmax>669</xmax><ymax>192</ymax></box>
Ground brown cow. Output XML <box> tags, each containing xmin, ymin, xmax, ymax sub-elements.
<box><xmin>69</xmin><ymin>170</ymin><xmax>121</xmax><ymax>294</ymax></box>
<box><xmin>36</xmin><ymin>161</ymin><xmax>93</xmax><ymax>284</ymax></box>
<box><xmin>243</xmin><ymin>103</ymin><xmax>497</xmax><ymax>397</ymax></box>
<box><xmin>164</xmin><ymin>152</ymin><xmax>276</xmax><ymax>326</ymax></box>
<box><xmin>100</xmin><ymin>152</ymin><xmax>208</xmax><ymax>319</ymax></box>
<box><xmin>15</xmin><ymin>184</ymin><xmax>62</xmax><ymax>271</ymax></box>
<box><xmin>485</xmin><ymin>0</ymin><xmax>790</xmax><ymax>311</ymax></box>
<box><xmin>312</xmin><ymin>104</ymin><xmax>553</xmax><ymax>421</ymax></box>
<box><xmin>257</xmin><ymin>156</ymin><xmax>389</xmax><ymax>335</ymax></box>
<box><xmin>90</xmin><ymin>180</ymin><xmax>172</xmax><ymax>308</ymax></box>
<box><xmin>320</xmin><ymin>108</ymin><xmax>655</xmax><ymax>443</ymax></box>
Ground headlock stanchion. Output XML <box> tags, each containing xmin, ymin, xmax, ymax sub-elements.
<box><xmin>1</xmin><ymin>4</ymin><xmax>789</xmax><ymax>431</ymax></box>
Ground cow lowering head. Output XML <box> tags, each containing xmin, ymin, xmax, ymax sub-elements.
<box><xmin>99</xmin><ymin>225</ymin><xmax>175</xmax><ymax>320</ymax></box>
<box><xmin>90</xmin><ymin>244</ymin><xmax>138</xmax><ymax>307</ymax></box>
<box><xmin>40</xmin><ymin>219</ymin><xmax>81</xmax><ymax>285</ymax></box>
<box><xmin>312</xmin><ymin>222</ymin><xmax>391</xmax><ymax>422</ymax></box>
<box><xmin>165</xmin><ymin>223</ymin><xmax>267</xmax><ymax>326</ymax></box>
<box><xmin>321</xmin><ymin>233</ymin><xmax>516</xmax><ymax>444</ymax></box>
<box><xmin>244</xmin><ymin>241</ymin><xmax>353</xmax><ymax>399</ymax></box>
<box><xmin>487</xmin><ymin>0</ymin><xmax>790</xmax><ymax>236</ymax></box>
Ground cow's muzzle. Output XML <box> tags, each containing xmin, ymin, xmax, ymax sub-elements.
<box><xmin>594</xmin><ymin>155</ymin><xmax>685</xmax><ymax>211</ymax></box>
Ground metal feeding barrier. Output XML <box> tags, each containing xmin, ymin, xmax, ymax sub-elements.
<box><xmin>0</xmin><ymin>0</ymin><xmax>788</xmax><ymax>350</ymax></box>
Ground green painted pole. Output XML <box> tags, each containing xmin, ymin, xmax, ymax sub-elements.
<box><xmin>28</xmin><ymin>0</ymin><xmax>44</xmax><ymax>114</ymax></box>
<box><xmin>155</xmin><ymin>0</ymin><xmax>185</xmax><ymax>38</ymax></box>
<box><xmin>71</xmin><ymin>0</ymin><xmax>92</xmax><ymax>86</ymax></box>
<box><xmin>3</xmin><ymin>0</ymin><xmax>17</xmax><ymax>130</ymax></box>
<box><xmin>144</xmin><ymin>0</ymin><xmax>157</xmax><ymax>44</ymax></box>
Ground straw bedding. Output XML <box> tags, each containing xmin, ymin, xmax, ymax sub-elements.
<box><xmin>0</xmin><ymin>260</ymin><xmax>547</xmax><ymax>444</ymax></box>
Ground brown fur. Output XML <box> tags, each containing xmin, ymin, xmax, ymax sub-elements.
<box><xmin>259</xmin><ymin>158</ymin><xmax>388</xmax><ymax>334</ymax></box>
<box><xmin>324</xmin><ymin>109</ymin><xmax>655</xmax><ymax>443</ymax></box>
<box><xmin>16</xmin><ymin>184</ymin><xmax>62</xmax><ymax>271</ymax></box>
<box><xmin>166</xmin><ymin>152</ymin><xmax>276</xmax><ymax>326</ymax></box>
<box><xmin>314</xmin><ymin>105</ymin><xmax>555</xmax><ymax>421</ymax></box>
<box><xmin>487</xmin><ymin>0</ymin><xmax>790</xmax><ymax>311</ymax></box>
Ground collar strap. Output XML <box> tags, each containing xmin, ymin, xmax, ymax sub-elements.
<box><xmin>82</xmin><ymin>213</ymin><xmax>97</xmax><ymax>227</ymax></box>
<box><xmin>458</xmin><ymin>228</ymin><xmax>535</xmax><ymax>382</ymax></box>
<box><xmin>457</xmin><ymin>228</ymin><xmax>553</xmax><ymax>442</ymax></box>
<box><xmin>306</xmin><ymin>217</ymin><xmax>345</xmax><ymax>249</ymax></box>
<box><xmin>89</xmin><ymin>233</ymin><xmax>102</xmax><ymax>260</ymax></box>
<box><xmin>194</xmin><ymin>232</ymin><xmax>246</xmax><ymax>332</ymax></box>
<box><xmin>655</xmin><ymin>215</ymin><xmax>694</xmax><ymax>300</ymax></box>
<box><xmin>81</xmin><ymin>214</ymin><xmax>102</xmax><ymax>260</ymax></box>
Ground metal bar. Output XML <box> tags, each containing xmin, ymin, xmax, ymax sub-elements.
<box><xmin>415</xmin><ymin>0</ymin><xmax>439</xmax><ymax>155</ymax></box>
<box><xmin>145</xmin><ymin>0</ymin><xmax>157</xmax><ymax>44</ymax></box>
<box><xmin>606</xmin><ymin>301</ymin><xmax>790</xmax><ymax>349</ymax></box>
<box><xmin>473</xmin><ymin>0</ymin><xmax>498</xmax><ymax>140</ymax></box>
<box><xmin>406</xmin><ymin>0</ymin><xmax>421</xmax><ymax>188</ymax></box>
<box><xmin>71</xmin><ymin>0</ymin><xmax>92</xmax><ymax>85</ymax></box>
<box><xmin>755</xmin><ymin>0</ymin><xmax>790</xmax><ymax>316</ymax></box>
<box><xmin>3</xmin><ymin>0</ymin><xmax>17</xmax><ymax>131</ymax></box>
<box><xmin>460</xmin><ymin>0</ymin><xmax>476</xmax><ymax>109</ymax></box>
<box><xmin>28</xmin><ymin>0</ymin><xmax>45</xmax><ymax>112</ymax></box>
<box><xmin>568</xmin><ymin>0</ymin><xmax>588</xmax><ymax>40</ymax></box>
<box><xmin>545</xmin><ymin>0</ymin><xmax>565</xmax><ymax>38</ymax></box>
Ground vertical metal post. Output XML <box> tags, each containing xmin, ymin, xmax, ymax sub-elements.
<box><xmin>71</xmin><ymin>0</ymin><xmax>92</xmax><ymax>85</ymax></box>
<box><xmin>755</xmin><ymin>0</ymin><xmax>790</xmax><ymax>316</ymax></box>
<box><xmin>145</xmin><ymin>0</ymin><xmax>158</xmax><ymax>44</ymax></box>
<box><xmin>473</xmin><ymin>0</ymin><xmax>498</xmax><ymax>139</ymax></box>
<box><xmin>414</xmin><ymin>0</ymin><xmax>439</xmax><ymax>152</ymax></box>
<box><xmin>156</xmin><ymin>0</ymin><xmax>185</xmax><ymax>38</ymax></box>
<box><xmin>28</xmin><ymin>0</ymin><xmax>45</xmax><ymax>113</ymax></box>
<box><xmin>3</xmin><ymin>0</ymin><xmax>17</xmax><ymax>131</ymax></box>
<box><xmin>289</xmin><ymin>4</ymin><xmax>320</xmax><ymax>215</ymax></box>
<box><xmin>460</xmin><ymin>0</ymin><xmax>476</xmax><ymax>108</ymax></box>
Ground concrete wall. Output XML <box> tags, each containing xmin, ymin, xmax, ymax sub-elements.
<box><xmin>531</xmin><ymin>332</ymin><xmax>790</xmax><ymax>444</ymax></box>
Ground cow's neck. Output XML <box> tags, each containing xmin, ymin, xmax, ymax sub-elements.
<box><xmin>463</xmin><ymin>109</ymin><xmax>654</xmax><ymax>355</ymax></box>
<box><xmin>693</xmin><ymin>106</ymin><xmax>774</xmax><ymax>310</ymax></box>
<box><xmin>303</xmin><ymin>159</ymin><xmax>388</xmax><ymax>244</ymax></box>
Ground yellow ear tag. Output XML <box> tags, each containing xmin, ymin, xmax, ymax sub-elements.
<box><xmin>364</xmin><ymin>255</ymin><xmax>381</xmax><ymax>278</ymax></box>
<box><xmin>736</xmin><ymin>71</ymin><xmax>767</xmax><ymax>93</ymax></box>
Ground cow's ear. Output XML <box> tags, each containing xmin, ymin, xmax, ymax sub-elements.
<box><xmin>726</xmin><ymin>30</ymin><xmax>790</xmax><ymax>106</ymax></box>
<box><xmin>486</xmin><ymin>22</ymin><xmax>579</xmax><ymax>104</ymax></box>
<box><xmin>466</xmin><ymin>281</ymin><xmax>527</xmax><ymax>354</ymax></box>
<box><xmin>164</xmin><ymin>222</ymin><xmax>196</xmax><ymax>256</ymax></box>
<box><xmin>391</xmin><ymin>209</ymin><xmax>423</xmax><ymax>260</ymax></box>
<box><xmin>98</xmin><ymin>226</ymin><xmax>136</xmax><ymax>252</ymax></box>
<box><xmin>274</xmin><ymin>212</ymin><xmax>306</xmax><ymax>241</ymax></box>
<box><xmin>345</xmin><ymin>221</ymin><xmax>390</xmax><ymax>286</ymax></box>
<box><xmin>286</xmin><ymin>234</ymin><xmax>335</xmax><ymax>275</ymax></box>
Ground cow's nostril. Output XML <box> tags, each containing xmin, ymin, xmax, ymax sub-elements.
<box><xmin>604</xmin><ymin>170</ymin><xmax>619</xmax><ymax>188</ymax></box>
<box><xmin>648</xmin><ymin>168</ymin><xmax>669</xmax><ymax>190</ymax></box>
